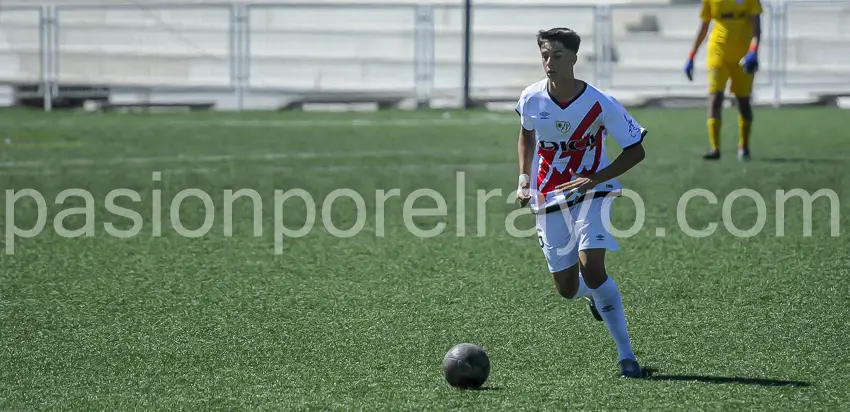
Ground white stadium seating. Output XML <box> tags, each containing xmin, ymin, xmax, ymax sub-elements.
<box><xmin>0</xmin><ymin>0</ymin><xmax>848</xmax><ymax>109</ymax></box>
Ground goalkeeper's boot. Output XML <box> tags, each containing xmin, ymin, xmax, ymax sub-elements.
<box><xmin>737</xmin><ymin>146</ymin><xmax>751</xmax><ymax>162</ymax></box>
<box><xmin>702</xmin><ymin>149</ymin><xmax>721</xmax><ymax>160</ymax></box>
<box><xmin>619</xmin><ymin>358</ymin><xmax>644</xmax><ymax>379</ymax></box>
<box><xmin>585</xmin><ymin>297</ymin><xmax>603</xmax><ymax>321</ymax></box>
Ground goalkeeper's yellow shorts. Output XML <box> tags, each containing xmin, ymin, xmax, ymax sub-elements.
<box><xmin>707</xmin><ymin>58</ymin><xmax>754</xmax><ymax>97</ymax></box>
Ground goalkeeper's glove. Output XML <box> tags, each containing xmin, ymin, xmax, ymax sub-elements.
<box><xmin>740</xmin><ymin>45</ymin><xmax>759</xmax><ymax>74</ymax></box>
<box><xmin>684</xmin><ymin>50</ymin><xmax>695</xmax><ymax>81</ymax></box>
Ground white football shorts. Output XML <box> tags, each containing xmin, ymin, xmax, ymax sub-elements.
<box><xmin>535</xmin><ymin>196</ymin><xmax>619</xmax><ymax>273</ymax></box>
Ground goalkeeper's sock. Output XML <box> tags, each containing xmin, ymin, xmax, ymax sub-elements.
<box><xmin>590</xmin><ymin>276</ymin><xmax>635</xmax><ymax>361</ymax></box>
<box><xmin>738</xmin><ymin>115</ymin><xmax>752</xmax><ymax>149</ymax></box>
<box><xmin>707</xmin><ymin>118</ymin><xmax>721</xmax><ymax>151</ymax></box>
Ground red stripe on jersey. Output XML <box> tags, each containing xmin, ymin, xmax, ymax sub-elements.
<box><xmin>537</xmin><ymin>101</ymin><xmax>603</xmax><ymax>194</ymax></box>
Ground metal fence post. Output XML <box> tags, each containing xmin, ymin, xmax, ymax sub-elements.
<box><xmin>242</xmin><ymin>4</ymin><xmax>251</xmax><ymax>107</ymax></box>
<box><xmin>600</xmin><ymin>4</ymin><xmax>613</xmax><ymax>90</ymax></box>
<box><xmin>592</xmin><ymin>4</ymin><xmax>613</xmax><ymax>89</ymax></box>
<box><xmin>39</xmin><ymin>6</ymin><xmax>50</xmax><ymax>112</ymax></box>
<box><xmin>50</xmin><ymin>6</ymin><xmax>59</xmax><ymax>107</ymax></box>
<box><xmin>230</xmin><ymin>3</ymin><xmax>240</xmax><ymax>111</ymax></box>
<box><xmin>771</xmin><ymin>2</ymin><xmax>780</xmax><ymax>108</ymax></box>
<box><xmin>39</xmin><ymin>5</ymin><xmax>58</xmax><ymax>112</ymax></box>
<box><xmin>230</xmin><ymin>4</ymin><xmax>249</xmax><ymax>111</ymax></box>
<box><xmin>779</xmin><ymin>0</ymin><xmax>788</xmax><ymax>89</ymax></box>
<box><xmin>462</xmin><ymin>0</ymin><xmax>473</xmax><ymax>108</ymax></box>
<box><xmin>414</xmin><ymin>5</ymin><xmax>435</xmax><ymax>108</ymax></box>
<box><xmin>592</xmin><ymin>5</ymin><xmax>601</xmax><ymax>86</ymax></box>
<box><xmin>771</xmin><ymin>0</ymin><xmax>786</xmax><ymax>108</ymax></box>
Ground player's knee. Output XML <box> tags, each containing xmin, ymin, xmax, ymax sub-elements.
<box><xmin>737</xmin><ymin>98</ymin><xmax>753</xmax><ymax>121</ymax></box>
<box><xmin>552</xmin><ymin>267</ymin><xmax>581</xmax><ymax>299</ymax></box>
<box><xmin>555</xmin><ymin>281</ymin><xmax>579</xmax><ymax>300</ymax></box>
<box><xmin>579</xmin><ymin>260</ymin><xmax>607</xmax><ymax>289</ymax></box>
<box><xmin>708</xmin><ymin>93</ymin><xmax>724</xmax><ymax>117</ymax></box>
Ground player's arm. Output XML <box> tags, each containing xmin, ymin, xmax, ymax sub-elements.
<box><xmin>685</xmin><ymin>0</ymin><xmax>712</xmax><ymax>80</ymax></box>
<box><xmin>518</xmin><ymin>126</ymin><xmax>534</xmax><ymax>178</ymax></box>
<box><xmin>515</xmin><ymin>102</ymin><xmax>535</xmax><ymax>206</ymax></box>
<box><xmin>516</xmin><ymin>126</ymin><xmax>535</xmax><ymax>206</ymax></box>
<box><xmin>741</xmin><ymin>0</ymin><xmax>763</xmax><ymax>72</ymax></box>
<box><xmin>749</xmin><ymin>13</ymin><xmax>761</xmax><ymax>49</ymax></box>
<box><xmin>584</xmin><ymin>140</ymin><xmax>645</xmax><ymax>184</ymax></box>
<box><xmin>689</xmin><ymin>9</ymin><xmax>711</xmax><ymax>57</ymax></box>
<box><xmin>689</xmin><ymin>21</ymin><xmax>711</xmax><ymax>56</ymax></box>
<box><xmin>557</xmin><ymin>142</ymin><xmax>645</xmax><ymax>195</ymax></box>
<box><xmin>555</xmin><ymin>96</ymin><xmax>646</xmax><ymax>194</ymax></box>
<box><xmin>594</xmin><ymin>95</ymin><xmax>647</xmax><ymax>182</ymax></box>
<box><xmin>748</xmin><ymin>0</ymin><xmax>762</xmax><ymax>49</ymax></box>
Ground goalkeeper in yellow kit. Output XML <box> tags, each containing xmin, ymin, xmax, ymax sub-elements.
<box><xmin>685</xmin><ymin>0</ymin><xmax>762</xmax><ymax>161</ymax></box>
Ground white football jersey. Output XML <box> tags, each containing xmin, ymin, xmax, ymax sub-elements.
<box><xmin>515</xmin><ymin>79</ymin><xmax>647</xmax><ymax>213</ymax></box>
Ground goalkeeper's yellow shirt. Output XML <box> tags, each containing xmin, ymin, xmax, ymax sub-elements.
<box><xmin>701</xmin><ymin>0</ymin><xmax>762</xmax><ymax>63</ymax></box>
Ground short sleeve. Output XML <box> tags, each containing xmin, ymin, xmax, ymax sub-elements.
<box><xmin>748</xmin><ymin>0</ymin><xmax>762</xmax><ymax>15</ymax></box>
<box><xmin>700</xmin><ymin>0</ymin><xmax>712</xmax><ymax>21</ymax></box>
<box><xmin>601</xmin><ymin>94</ymin><xmax>646</xmax><ymax>150</ymax></box>
<box><xmin>515</xmin><ymin>96</ymin><xmax>534</xmax><ymax>131</ymax></box>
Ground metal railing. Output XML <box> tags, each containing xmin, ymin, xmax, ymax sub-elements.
<box><xmin>0</xmin><ymin>0</ymin><xmax>847</xmax><ymax>111</ymax></box>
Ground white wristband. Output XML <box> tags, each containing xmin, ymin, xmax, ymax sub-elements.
<box><xmin>518</xmin><ymin>174</ymin><xmax>530</xmax><ymax>185</ymax></box>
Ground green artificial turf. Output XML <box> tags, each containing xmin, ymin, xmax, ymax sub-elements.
<box><xmin>0</xmin><ymin>107</ymin><xmax>848</xmax><ymax>410</ymax></box>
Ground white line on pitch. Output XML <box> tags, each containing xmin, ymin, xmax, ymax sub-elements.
<box><xmin>0</xmin><ymin>149</ymin><xmax>466</xmax><ymax>169</ymax></box>
<box><xmin>173</xmin><ymin>116</ymin><xmax>516</xmax><ymax>128</ymax></box>
<box><xmin>0</xmin><ymin>113</ymin><xmax>516</xmax><ymax>130</ymax></box>
<box><xmin>0</xmin><ymin>162</ymin><xmax>514</xmax><ymax>177</ymax></box>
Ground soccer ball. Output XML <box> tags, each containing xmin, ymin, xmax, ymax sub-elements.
<box><xmin>442</xmin><ymin>343</ymin><xmax>490</xmax><ymax>388</ymax></box>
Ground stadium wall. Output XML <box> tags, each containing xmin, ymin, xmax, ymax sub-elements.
<box><xmin>0</xmin><ymin>0</ymin><xmax>848</xmax><ymax>111</ymax></box>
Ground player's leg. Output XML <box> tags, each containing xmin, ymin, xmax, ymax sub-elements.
<box><xmin>537</xmin><ymin>209</ymin><xmax>598</xmax><ymax>320</ymax></box>
<box><xmin>551</xmin><ymin>266</ymin><xmax>587</xmax><ymax>300</ymax></box>
<box><xmin>729</xmin><ymin>63</ymin><xmax>755</xmax><ymax>161</ymax></box>
<box><xmin>551</xmin><ymin>267</ymin><xmax>604</xmax><ymax>322</ymax></box>
<box><xmin>579</xmin><ymin>248</ymin><xmax>640</xmax><ymax>378</ymax></box>
<box><xmin>537</xmin><ymin>210</ymin><xmax>580</xmax><ymax>298</ymax></box>
<box><xmin>704</xmin><ymin>63</ymin><xmax>729</xmax><ymax>160</ymax></box>
<box><xmin>574</xmin><ymin>197</ymin><xmax>642</xmax><ymax>378</ymax></box>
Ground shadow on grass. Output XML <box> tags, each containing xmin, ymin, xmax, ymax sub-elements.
<box><xmin>449</xmin><ymin>385</ymin><xmax>504</xmax><ymax>391</ymax></box>
<box><xmin>757</xmin><ymin>157</ymin><xmax>849</xmax><ymax>164</ymax></box>
<box><xmin>641</xmin><ymin>367</ymin><xmax>811</xmax><ymax>387</ymax></box>
<box><xmin>466</xmin><ymin>386</ymin><xmax>503</xmax><ymax>391</ymax></box>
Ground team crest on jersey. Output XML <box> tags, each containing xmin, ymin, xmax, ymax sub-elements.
<box><xmin>555</xmin><ymin>120</ymin><xmax>571</xmax><ymax>134</ymax></box>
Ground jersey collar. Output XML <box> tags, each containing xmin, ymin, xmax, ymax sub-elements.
<box><xmin>546</xmin><ymin>80</ymin><xmax>588</xmax><ymax>110</ymax></box>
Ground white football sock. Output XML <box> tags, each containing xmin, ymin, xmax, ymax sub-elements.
<box><xmin>590</xmin><ymin>276</ymin><xmax>635</xmax><ymax>361</ymax></box>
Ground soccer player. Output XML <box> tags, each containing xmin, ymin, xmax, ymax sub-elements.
<box><xmin>684</xmin><ymin>0</ymin><xmax>762</xmax><ymax>161</ymax></box>
<box><xmin>515</xmin><ymin>28</ymin><xmax>647</xmax><ymax>378</ymax></box>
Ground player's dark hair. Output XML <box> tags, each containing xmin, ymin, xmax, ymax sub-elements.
<box><xmin>536</xmin><ymin>28</ymin><xmax>581</xmax><ymax>53</ymax></box>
